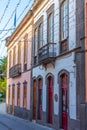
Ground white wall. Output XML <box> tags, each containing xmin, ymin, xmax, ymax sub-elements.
<box><xmin>33</xmin><ymin>0</ymin><xmax>76</xmax><ymax>120</ymax></box>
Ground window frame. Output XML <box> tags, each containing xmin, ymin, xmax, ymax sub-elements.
<box><xmin>13</xmin><ymin>46</ymin><xmax>16</xmax><ymax>66</ymax></box>
<box><xmin>38</xmin><ymin>22</ymin><xmax>43</xmax><ymax>49</ymax></box>
<box><xmin>47</xmin><ymin>4</ymin><xmax>54</xmax><ymax>43</ymax></box>
<box><xmin>34</xmin><ymin>27</ymin><xmax>38</xmax><ymax>56</ymax></box>
<box><xmin>60</xmin><ymin>0</ymin><xmax>69</xmax><ymax>54</ymax></box>
<box><xmin>18</xmin><ymin>41</ymin><xmax>21</xmax><ymax>64</ymax></box>
<box><xmin>24</xmin><ymin>33</ymin><xmax>28</xmax><ymax>71</ymax></box>
<box><xmin>9</xmin><ymin>51</ymin><xmax>11</xmax><ymax>68</ymax></box>
<box><xmin>33</xmin><ymin>16</ymin><xmax>43</xmax><ymax>65</ymax></box>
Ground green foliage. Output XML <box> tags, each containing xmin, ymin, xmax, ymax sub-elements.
<box><xmin>0</xmin><ymin>56</ymin><xmax>7</xmax><ymax>74</ymax></box>
<box><xmin>0</xmin><ymin>98</ymin><xmax>2</xmax><ymax>102</ymax></box>
<box><xmin>0</xmin><ymin>78</ymin><xmax>6</xmax><ymax>98</ymax></box>
<box><xmin>0</xmin><ymin>57</ymin><xmax>7</xmax><ymax>98</ymax></box>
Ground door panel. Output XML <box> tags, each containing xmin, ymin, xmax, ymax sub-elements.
<box><xmin>12</xmin><ymin>87</ymin><xmax>14</xmax><ymax>114</ymax></box>
<box><xmin>33</xmin><ymin>80</ymin><xmax>36</xmax><ymax>119</ymax></box>
<box><xmin>38</xmin><ymin>79</ymin><xmax>42</xmax><ymax>120</ymax></box>
<box><xmin>48</xmin><ymin>76</ymin><xmax>53</xmax><ymax>124</ymax></box>
<box><xmin>62</xmin><ymin>88</ymin><xmax>67</xmax><ymax>130</ymax></box>
<box><xmin>61</xmin><ymin>74</ymin><xmax>68</xmax><ymax>130</ymax></box>
<box><xmin>8</xmin><ymin>87</ymin><xmax>10</xmax><ymax>113</ymax></box>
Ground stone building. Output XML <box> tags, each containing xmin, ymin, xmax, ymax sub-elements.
<box><xmin>31</xmin><ymin>0</ymin><xmax>84</xmax><ymax>130</ymax></box>
<box><xmin>6</xmin><ymin>9</ymin><xmax>33</xmax><ymax>120</ymax></box>
<box><xmin>6</xmin><ymin>0</ymin><xmax>86</xmax><ymax>130</ymax></box>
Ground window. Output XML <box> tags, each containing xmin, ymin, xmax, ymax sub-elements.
<box><xmin>34</xmin><ymin>17</ymin><xmax>43</xmax><ymax>65</ymax></box>
<box><xmin>17</xmin><ymin>84</ymin><xmax>20</xmax><ymax>106</ymax></box>
<box><xmin>24</xmin><ymin>34</ymin><xmax>28</xmax><ymax>71</ymax></box>
<box><xmin>18</xmin><ymin>41</ymin><xmax>21</xmax><ymax>64</ymax></box>
<box><xmin>34</xmin><ymin>28</ymin><xmax>38</xmax><ymax>56</ymax></box>
<box><xmin>47</xmin><ymin>5</ymin><xmax>54</xmax><ymax>55</ymax></box>
<box><xmin>48</xmin><ymin>12</ymin><xmax>54</xmax><ymax>42</ymax></box>
<box><xmin>9</xmin><ymin>51</ymin><xmax>11</xmax><ymax>68</ymax></box>
<box><xmin>38</xmin><ymin>23</ymin><xmax>43</xmax><ymax>48</ymax></box>
<box><xmin>13</xmin><ymin>46</ymin><xmax>16</xmax><ymax>66</ymax></box>
<box><xmin>60</xmin><ymin>0</ymin><xmax>68</xmax><ymax>53</ymax></box>
<box><xmin>23</xmin><ymin>84</ymin><xmax>27</xmax><ymax>108</ymax></box>
<box><xmin>61</xmin><ymin>0</ymin><xmax>68</xmax><ymax>40</ymax></box>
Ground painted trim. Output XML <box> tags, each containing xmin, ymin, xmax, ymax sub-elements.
<box><xmin>45</xmin><ymin>73</ymin><xmax>54</xmax><ymax>124</ymax></box>
<box><xmin>37</xmin><ymin>76</ymin><xmax>43</xmax><ymax>120</ymax></box>
<box><xmin>59</xmin><ymin>0</ymin><xmax>69</xmax><ymax>54</ymax></box>
<box><xmin>58</xmin><ymin>69</ymin><xmax>69</xmax><ymax>129</ymax></box>
<box><xmin>47</xmin><ymin>4</ymin><xmax>54</xmax><ymax>43</ymax></box>
<box><xmin>23</xmin><ymin>80</ymin><xmax>27</xmax><ymax>85</ymax></box>
<box><xmin>17</xmin><ymin>82</ymin><xmax>21</xmax><ymax>86</ymax></box>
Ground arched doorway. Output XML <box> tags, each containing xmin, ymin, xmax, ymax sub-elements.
<box><xmin>47</xmin><ymin>75</ymin><xmax>53</xmax><ymax>124</ymax></box>
<box><xmin>12</xmin><ymin>86</ymin><xmax>15</xmax><ymax>114</ymax></box>
<box><xmin>33</xmin><ymin>79</ymin><xmax>37</xmax><ymax>119</ymax></box>
<box><xmin>38</xmin><ymin>78</ymin><xmax>42</xmax><ymax>120</ymax></box>
<box><xmin>60</xmin><ymin>73</ymin><xmax>68</xmax><ymax>130</ymax></box>
<box><xmin>8</xmin><ymin>85</ymin><xmax>10</xmax><ymax>113</ymax></box>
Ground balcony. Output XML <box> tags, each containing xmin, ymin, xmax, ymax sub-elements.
<box><xmin>9</xmin><ymin>64</ymin><xmax>21</xmax><ymax>78</ymax></box>
<box><xmin>38</xmin><ymin>42</ymin><xmax>56</xmax><ymax>64</ymax></box>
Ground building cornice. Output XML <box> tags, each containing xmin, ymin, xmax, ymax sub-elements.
<box><xmin>5</xmin><ymin>0</ymin><xmax>44</xmax><ymax>47</ymax></box>
<box><xmin>5</xmin><ymin>10</ymin><xmax>33</xmax><ymax>47</ymax></box>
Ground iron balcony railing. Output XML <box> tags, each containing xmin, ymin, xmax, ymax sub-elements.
<box><xmin>9</xmin><ymin>64</ymin><xmax>21</xmax><ymax>78</ymax></box>
<box><xmin>38</xmin><ymin>42</ymin><xmax>56</xmax><ymax>63</ymax></box>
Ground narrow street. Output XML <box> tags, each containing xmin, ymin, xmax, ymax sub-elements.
<box><xmin>0</xmin><ymin>114</ymin><xmax>55</xmax><ymax>130</ymax></box>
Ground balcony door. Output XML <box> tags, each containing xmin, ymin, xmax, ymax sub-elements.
<box><xmin>60</xmin><ymin>73</ymin><xmax>68</xmax><ymax>130</ymax></box>
<box><xmin>47</xmin><ymin>76</ymin><xmax>53</xmax><ymax>124</ymax></box>
<box><xmin>33</xmin><ymin>79</ymin><xmax>37</xmax><ymax>119</ymax></box>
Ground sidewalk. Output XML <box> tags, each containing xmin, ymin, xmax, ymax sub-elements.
<box><xmin>0</xmin><ymin>113</ymin><xmax>55</xmax><ymax>130</ymax></box>
<box><xmin>0</xmin><ymin>102</ymin><xmax>6</xmax><ymax>114</ymax></box>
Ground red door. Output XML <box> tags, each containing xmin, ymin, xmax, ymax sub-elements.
<box><xmin>38</xmin><ymin>78</ymin><xmax>42</xmax><ymax>120</ymax></box>
<box><xmin>48</xmin><ymin>76</ymin><xmax>53</xmax><ymax>124</ymax></box>
<box><xmin>61</xmin><ymin>74</ymin><xmax>68</xmax><ymax>130</ymax></box>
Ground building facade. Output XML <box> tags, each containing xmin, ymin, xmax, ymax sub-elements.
<box><xmin>80</xmin><ymin>0</ymin><xmax>87</xmax><ymax>129</ymax></box>
<box><xmin>6</xmin><ymin>10</ymin><xmax>33</xmax><ymax>120</ymax></box>
<box><xmin>6</xmin><ymin>0</ymin><xmax>86</xmax><ymax>130</ymax></box>
<box><xmin>31</xmin><ymin>0</ymin><xmax>85</xmax><ymax>130</ymax></box>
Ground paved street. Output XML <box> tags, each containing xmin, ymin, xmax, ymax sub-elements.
<box><xmin>0</xmin><ymin>102</ymin><xmax>6</xmax><ymax>114</ymax></box>
<box><xmin>0</xmin><ymin>114</ymin><xmax>55</xmax><ymax>130</ymax></box>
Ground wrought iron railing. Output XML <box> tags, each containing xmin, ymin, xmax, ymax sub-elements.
<box><xmin>9</xmin><ymin>64</ymin><xmax>21</xmax><ymax>78</ymax></box>
<box><xmin>38</xmin><ymin>42</ymin><xmax>56</xmax><ymax>63</ymax></box>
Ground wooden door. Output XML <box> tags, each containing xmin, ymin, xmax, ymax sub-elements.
<box><xmin>48</xmin><ymin>76</ymin><xmax>53</xmax><ymax>124</ymax></box>
<box><xmin>12</xmin><ymin>87</ymin><xmax>14</xmax><ymax>114</ymax></box>
<box><xmin>61</xmin><ymin>74</ymin><xmax>68</xmax><ymax>130</ymax></box>
<box><xmin>33</xmin><ymin>80</ymin><xmax>36</xmax><ymax>119</ymax></box>
<box><xmin>38</xmin><ymin>78</ymin><xmax>42</xmax><ymax>120</ymax></box>
<box><xmin>8</xmin><ymin>86</ymin><xmax>10</xmax><ymax>113</ymax></box>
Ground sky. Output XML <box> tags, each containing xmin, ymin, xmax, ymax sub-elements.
<box><xmin>0</xmin><ymin>0</ymin><xmax>34</xmax><ymax>58</ymax></box>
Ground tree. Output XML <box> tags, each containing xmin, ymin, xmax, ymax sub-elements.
<box><xmin>0</xmin><ymin>56</ymin><xmax>7</xmax><ymax>74</ymax></box>
<box><xmin>0</xmin><ymin>56</ymin><xmax>7</xmax><ymax>99</ymax></box>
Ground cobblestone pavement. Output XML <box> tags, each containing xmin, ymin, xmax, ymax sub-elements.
<box><xmin>0</xmin><ymin>114</ymin><xmax>55</xmax><ymax>130</ymax></box>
